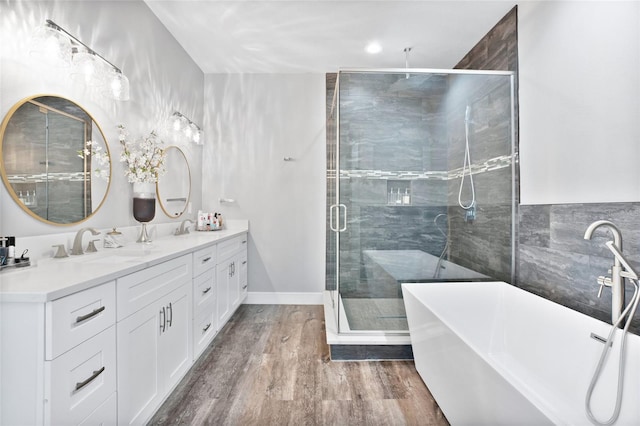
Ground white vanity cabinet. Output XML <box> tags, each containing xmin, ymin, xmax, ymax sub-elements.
<box><xmin>192</xmin><ymin>244</ymin><xmax>217</xmax><ymax>358</ymax></box>
<box><xmin>1</xmin><ymin>280</ymin><xmax>117</xmax><ymax>426</ymax></box>
<box><xmin>216</xmin><ymin>234</ymin><xmax>248</xmax><ymax>325</ymax></box>
<box><xmin>0</xmin><ymin>225</ymin><xmax>249</xmax><ymax>426</ymax></box>
<box><xmin>116</xmin><ymin>254</ymin><xmax>192</xmax><ymax>426</ymax></box>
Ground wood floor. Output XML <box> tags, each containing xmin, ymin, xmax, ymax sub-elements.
<box><xmin>149</xmin><ymin>305</ymin><xmax>449</xmax><ymax>425</ymax></box>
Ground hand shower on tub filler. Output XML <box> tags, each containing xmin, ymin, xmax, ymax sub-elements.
<box><xmin>459</xmin><ymin>105</ymin><xmax>476</xmax><ymax>222</ymax></box>
<box><xmin>583</xmin><ymin>219</ymin><xmax>640</xmax><ymax>425</ymax></box>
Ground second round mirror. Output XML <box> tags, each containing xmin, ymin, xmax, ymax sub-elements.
<box><xmin>157</xmin><ymin>146</ymin><xmax>191</xmax><ymax>218</ymax></box>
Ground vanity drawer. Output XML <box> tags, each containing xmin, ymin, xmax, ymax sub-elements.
<box><xmin>193</xmin><ymin>245</ymin><xmax>216</xmax><ymax>277</ymax></box>
<box><xmin>218</xmin><ymin>234</ymin><xmax>247</xmax><ymax>261</ymax></box>
<box><xmin>45</xmin><ymin>325</ymin><xmax>116</xmax><ymax>425</ymax></box>
<box><xmin>194</xmin><ymin>268</ymin><xmax>216</xmax><ymax>312</ymax></box>
<box><xmin>117</xmin><ymin>254</ymin><xmax>192</xmax><ymax>321</ymax></box>
<box><xmin>46</xmin><ymin>281</ymin><xmax>116</xmax><ymax>360</ymax></box>
<box><xmin>78</xmin><ymin>392</ymin><xmax>117</xmax><ymax>426</ymax></box>
<box><xmin>193</xmin><ymin>306</ymin><xmax>217</xmax><ymax>358</ymax></box>
<box><xmin>239</xmin><ymin>251</ymin><xmax>248</xmax><ymax>298</ymax></box>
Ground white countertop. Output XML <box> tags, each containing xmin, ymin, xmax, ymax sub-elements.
<box><xmin>0</xmin><ymin>225</ymin><xmax>248</xmax><ymax>303</ymax></box>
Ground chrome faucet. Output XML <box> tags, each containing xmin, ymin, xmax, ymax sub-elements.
<box><xmin>175</xmin><ymin>219</ymin><xmax>193</xmax><ymax>236</ymax></box>
<box><xmin>71</xmin><ymin>227</ymin><xmax>101</xmax><ymax>255</ymax></box>
<box><xmin>584</xmin><ymin>220</ymin><xmax>633</xmax><ymax>323</ymax></box>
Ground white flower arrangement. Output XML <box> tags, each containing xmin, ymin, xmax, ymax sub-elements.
<box><xmin>118</xmin><ymin>124</ymin><xmax>166</xmax><ymax>183</ymax></box>
<box><xmin>77</xmin><ymin>140</ymin><xmax>111</xmax><ymax>180</ymax></box>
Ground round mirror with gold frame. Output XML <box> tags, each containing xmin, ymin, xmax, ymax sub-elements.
<box><xmin>0</xmin><ymin>95</ymin><xmax>111</xmax><ymax>225</ymax></box>
<box><xmin>157</xmin><ymin>146</ymin><xmax>191</xmax><ymax>218</ymax></box>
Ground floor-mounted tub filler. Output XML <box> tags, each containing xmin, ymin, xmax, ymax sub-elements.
<box><xmin>402</xmin><ymin>281</ymin><xmax>640</xmax><ymax>425</ymax></box>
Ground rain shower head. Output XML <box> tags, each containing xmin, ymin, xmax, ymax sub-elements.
<box><xmin>386</xmin><ymin>74</ymin><xmax>433</xmax><ymax>93</ymax></box>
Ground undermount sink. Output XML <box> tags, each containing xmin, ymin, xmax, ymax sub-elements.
<box><xmin>68</xmin><ymin>245</ymin><xmax>162</xmax><ymax>265</ymax></box>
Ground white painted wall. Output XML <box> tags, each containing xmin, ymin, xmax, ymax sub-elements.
<box><xmin>519</xmin><ymin>1</ymin><xmax>640</xmax><ymax>204</ymax></box>
<box><xmin>203</xmin><ymin>74</ymin><xmax>326</xmax><ymax>296</ymax></box>
<box><xmin>0</xmin><ymin>1</ymin><xmax>204</xmax><ymax>239</ymax></box>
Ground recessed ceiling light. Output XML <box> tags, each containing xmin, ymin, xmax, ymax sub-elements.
<box><xmin>365</xmin><ymin>41</ymin><xmax>382</xmax><ymax>54</ymax></box>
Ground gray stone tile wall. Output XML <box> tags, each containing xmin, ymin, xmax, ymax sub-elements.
<box><xmin>518</xmin><ymin>204</ymin><xmax>640</xmax><ymax>334</ymax></box>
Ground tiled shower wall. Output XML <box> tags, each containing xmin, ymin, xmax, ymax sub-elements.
<box><xmin>456</xmin><ymin>6</ymin><xmax>640</xmax><ymax>333</ymax></box>
<box><xmin>327</xmin><ymin>5</ymin><xmax>640</xmax><ymax>333</ymax></box>
<box><xmin>332</xmin><ymin>73</ymin><xmax>449</xmax><ymax>298</ymax></box>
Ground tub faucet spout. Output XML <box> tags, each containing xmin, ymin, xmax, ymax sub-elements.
<box><xmin>584</xmin><ymin>220</ymin><xmax>625</xmax><ymax>324</ymax></box>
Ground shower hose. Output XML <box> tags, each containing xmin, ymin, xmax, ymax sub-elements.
<box><xmin>458</xmin><ymin>105</ymin><xmax>475</xmax><ymax>210</ymax></box>
<box><xmin>585</xmin><ymin>277</ymin><xmax>640</xmax><ymax>425</ymax></box>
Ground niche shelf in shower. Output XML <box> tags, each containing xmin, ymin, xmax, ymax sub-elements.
<box><xmin>387</xmin><ymin>180</ymin><xmax>411</xmax><ymax>206</ymax></box>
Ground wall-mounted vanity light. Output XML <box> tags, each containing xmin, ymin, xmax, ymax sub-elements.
<box><xmin>31</xmin><ymin>19</ymin><xmax>130</xmax><ymax>101</ymax></box>
<box><xmin>170</xmin><ymin>111</ymin><xmax>203</xmax><ymax>145</ymax></box>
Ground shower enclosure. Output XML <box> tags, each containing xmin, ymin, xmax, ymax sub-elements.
<box><xmin>326</xmin><ymin>69</ymin><xmax>516</xmax><ymax>337</ymax></box>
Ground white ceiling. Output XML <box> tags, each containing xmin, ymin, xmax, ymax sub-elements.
<box><xmin>144</xmin><ymin>0</ymin><xmax>517</xmax><ymax>74</ymax></box>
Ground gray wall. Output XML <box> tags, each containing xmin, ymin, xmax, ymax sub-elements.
<box><xmin>329</xmin><ymin>70</ymin><xmax>514</xmax><ymax>299</ymax></box>
<box><xmin>0</xmin><ymin>1</ymin><xmax>204</xmax><ymax>237</ymax></box>
<box><xmin>203</xmin><ymin>73</ymin><xmax>326</xmax><ymax>299</ymax></box>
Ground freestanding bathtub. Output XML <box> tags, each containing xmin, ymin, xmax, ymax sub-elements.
<box><xmin>402</xmin><ymin>281</ymin><xmax>640</xmax><ymax>425</ymax></box>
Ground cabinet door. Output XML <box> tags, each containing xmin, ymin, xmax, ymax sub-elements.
<box><xmin>160</xmin><ymin>285</ymin><xmax>192</xmax><ymax>392</ymax></box>
<box><xmin>239</xmin><ymin>251</ymin><xmax>248</xmax><ymax>301</ymax></box>
<box><xmin>117</xmin><ymin>301</ymin><xmax>163</xmax><ymax>426</ymax></box>
<box><xmin>216</xmin><ymin>261</ymin><xmax>230</xmax><ymax>325</ymax></box>
<box><xmin>229</xmin><ymin>257</ymin><xmax>241</xmax><ymax>312</ymax></box>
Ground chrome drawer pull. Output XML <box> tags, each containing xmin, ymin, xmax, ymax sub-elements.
<box><xmin>75</xmin><ymin>306</ymin><xmax>105</xmax><ymax>324</ymax></box>
<box><xmin>202</xmin><ymin>323</ymin><xmax>211</xmax><ymax>333</ymax></box>
<box><xmin>242</xmin><ymin>261</ymin><xmax>247</xmax><ymax>265</ymax></box>
<box><xmin>202</xmin><ymin>286</ymin><xmax>212</xmax><ymax>295</ymax></box>
<box><xmin>242</xmin><ymin>284</ymin><xmax>248</xmax><ymax>290</ymax></box>
<box><xmin>167</xmin><ymin>302</ymin><xmax>173</xmax><ymax>327</ymax></box>
<box><xmin>242</xmin><ymin>240</ymin><xmax>247</xmax><ymax>244</ymax></box>
<box><xmin>75</xmin><ymin>366</ymin><xmax>105</xmax><ymax>392</ymax></box>
<box><xmin>202</xmin><ymin>256</ymin><xmax>212</xmax><ymax>263</ymax></box>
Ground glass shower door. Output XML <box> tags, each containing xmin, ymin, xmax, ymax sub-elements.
<box><xmin>332</xmin><ymin>69</ymin><xmax>516</xmax><ymax>335</ymax></box>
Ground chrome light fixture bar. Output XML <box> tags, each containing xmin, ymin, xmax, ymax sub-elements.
<box><xmin>34</xmin><ymin>19</ymin><xmax>130</xmax><ymax>101</ymax></box>
<box><xmin>170</xmin><ymin>111</ymin><xmax>203</xmax><ymax>145</ymax></box>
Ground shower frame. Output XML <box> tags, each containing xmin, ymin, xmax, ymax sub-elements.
<box><xmin>327</xmin><ymin>67</ymin><xmax>517</xmax><ymax>338</ymax></box>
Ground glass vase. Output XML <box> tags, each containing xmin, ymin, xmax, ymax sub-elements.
<box><xmin>132</xmin><ymin>182</ymin><xmax>156</xmax><ymax>243</ymax></box>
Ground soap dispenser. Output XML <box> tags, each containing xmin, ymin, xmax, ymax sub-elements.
<box><xmin>403</xmin><ymin>189</ymin><xmax>411</xmax><ymax>205</ymax></box>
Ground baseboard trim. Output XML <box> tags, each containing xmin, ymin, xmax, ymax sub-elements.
<box><xmin>244</xmin><ymin>291</ymin><xmax>323</xmax><ymax>305</ymax></box>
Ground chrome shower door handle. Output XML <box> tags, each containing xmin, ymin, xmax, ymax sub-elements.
<box><xmin>338</xmin><ymin>204</ymin><xmax>347</xmax><ymax>232</ymax></box>
<box><xmin>329</xmin><ymin>204</ymin><xmax>339</xmax><ymax>232</ymax></box>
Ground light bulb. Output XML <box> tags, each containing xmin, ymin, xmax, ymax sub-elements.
<box><xmin>193</xmin><ymin>128</ymin><xmax>203</xmax><ymax>145</ymax></box>
<box><xmin>109</xmin><ymin>71</ymin><xmax>129</xmax><ymax>101</ymax></box>
<box><xmin>30</xmin><ymin>23</ymin><xmax>72</xmax><ymax>65</ymax></box>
